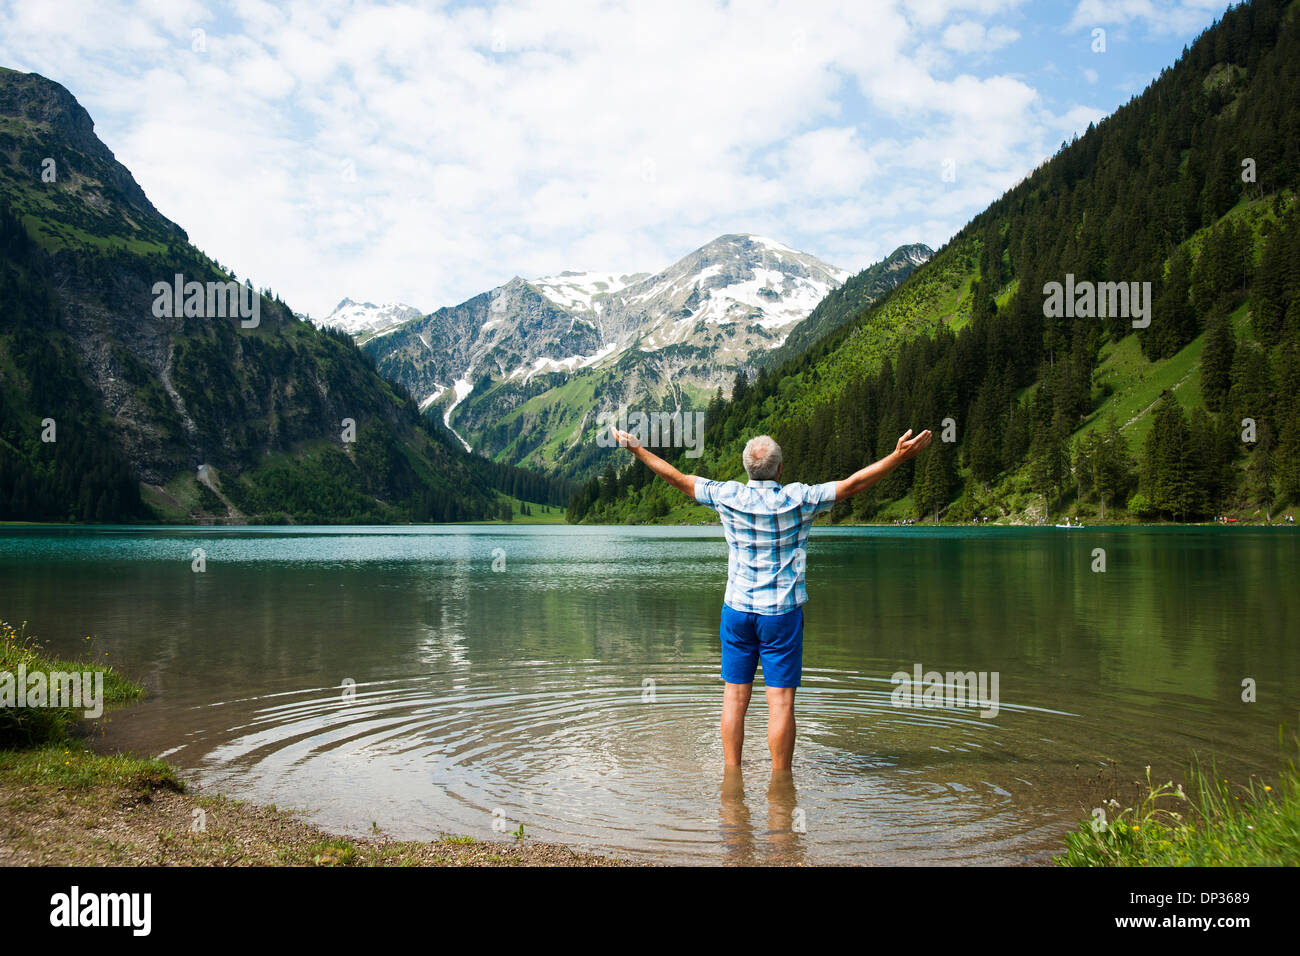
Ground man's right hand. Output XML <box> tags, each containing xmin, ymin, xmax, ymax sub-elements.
<box><xmin>893</xmin><ymin>428</ymin><xmax>932</xmax><ymax>462</ymax></box>
<box><xmin>610</xmin><ymin>426</ymin><xmax>696</xmax><ymax>496</ymax></box>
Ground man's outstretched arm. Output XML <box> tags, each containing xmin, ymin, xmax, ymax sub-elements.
<box><xmin>611</xmin><ymin>428</ymin><xmax>698</xmax><ymax>496</ymax></box>
<box><xmin>835</xmin><ymin>428</ymin><xmax>934</xmax><ymax>500</ymax></box>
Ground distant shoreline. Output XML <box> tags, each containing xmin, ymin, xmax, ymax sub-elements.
<box><xmin>2</xmin><ymin>517</ymin><xmax>1296</xmax><ymax>529</ymax></box>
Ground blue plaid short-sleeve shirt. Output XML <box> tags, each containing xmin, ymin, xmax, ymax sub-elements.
<box><xmin>694</xmin><ymin>477</ymin><xmax>838</xmax><ymax>615</ymax></box>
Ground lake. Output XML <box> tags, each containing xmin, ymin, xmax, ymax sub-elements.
<box><xmin>1</xmin><ymin>523</ymin><xmax>1296</xmax><ymax>865</ymax></box>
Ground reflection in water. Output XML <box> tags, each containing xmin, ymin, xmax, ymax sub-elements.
<box><xmin>0</xmin><ymin>524</ymin><xmax>1296</xmax><ymax>865</ymax></box>
<box><xmin>766</xmin><ymin>770</ymin><xmax>803</xmax><ymax>865</ymax></box>
<box><xmin>720</xmin><ymin>766</ymin><xmax>751</xmax><ymax>863</ymax></box>
<box><xmin>720</xmin><ymin>768</ymin><xmax>806</xmax><ymax>865</ymax></box>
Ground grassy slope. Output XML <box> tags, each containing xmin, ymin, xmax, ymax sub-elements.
<box><xmin>773</xmin><ymin>239</ymin><xmax>980</xmax><ymax>432</ymax></box>
<box><xmin>480</xmin><ymin>372</ymin><xmax>601</xmax><ymax>465</ymax></box>
<box><xmin>459</xmin><ymin>360</ymin><xmax>713</xmax><ymax>478</ymax></box>
<box><xmin>1</xmin><ymin>72</ymin><xmax>510</xmax><ymax>525</ymax></box>
<box><xmin>498</xmin><ymin>495</ymin><xmax>567</xmax><ymax>523</ymax></box>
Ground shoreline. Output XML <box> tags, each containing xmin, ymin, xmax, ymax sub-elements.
<box><xmin>0</xmin><ymin>741</ymin><xmax>630</xmax><ymax>867</ymax></box>
<box><xmin>7</xmin><ymin>733</ymin><xmax>1295</xmax><ymax>867</ymax></box>
<box><xmin>0</xmin><ymin>623</ymin><xmax>626</xmax><ymax>867</ymax></box>
<box><xmin>4</xmin><ymin>615</ymin><xmax>1296</xmax><ymax>868</ymax></box>
<box><xmin>2</xmin><ymin>517</ymin><xmax>1297</xmax><ymax>529</ymax></box>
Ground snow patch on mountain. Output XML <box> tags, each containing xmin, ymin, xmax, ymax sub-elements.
<box><xmin>444</xmin><ymin>374</ymin><xmax>475</xmax><ymax>451</ymax></box>
<box><xmin>531</xmin><ymin>270</ymin><xmax>650</xmax><ymax>314</ymax></box>
<box><xmin>507</xmin><ymin>342</ymin><xmax>620</xmax><ymax>383</ymax></box>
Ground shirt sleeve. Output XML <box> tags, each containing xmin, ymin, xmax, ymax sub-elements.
<box><xmin>804</xmin><ymin>480</ymin><xmax>838</xmax><ymax>516</ymax></box>
<box><xmin>694</xmin><ymin>477</ymin><xmax>723</xmax><ymax>509</ymax></box>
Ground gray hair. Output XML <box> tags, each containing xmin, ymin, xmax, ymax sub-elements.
<box><xmin>743</xmin><ymin>435</ymin><xmax>782</xmax><ymax>481</ymax></box>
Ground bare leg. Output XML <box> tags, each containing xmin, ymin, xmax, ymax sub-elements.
<box><xmin>766</xmin><ymin>686</ymin><xmax>796</xmax><ymax>770</ymax></box>
<box><xmin>721</xmin><ymin>682</ymin><xmax>753</xmax><ymax>766</ymax></box>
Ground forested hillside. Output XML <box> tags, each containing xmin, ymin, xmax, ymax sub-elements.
<box><xmin>0</xmin><ymin>68</ymin><xmax>570</xmax><ymax>523</ymax></box>
<box><xmin>572</xmin><ymin>0</ymin><xmax>1300</xmax><ymax>526</ymax></box>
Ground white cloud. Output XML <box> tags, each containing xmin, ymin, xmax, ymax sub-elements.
<box><xmin>1068</xmin><ymin>0</ymin><xmax>1228</xmax><ymax>34</ymax></box>
<box><xmin>942</xmin><ymin>20</ymin><xmax>1021</xmax><ymax>53</ymax></box>
<box><xmin>0</xmin><ymin>0</ymin><xmax>1182</xmax><ymax>317</ymax></box>
<box><xmin>902</xmin><ymin>0</ymin><xmax>1030</xmax><ymax>29</ymax></box>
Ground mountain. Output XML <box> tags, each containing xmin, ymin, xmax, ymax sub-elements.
<box><xmin>765</xmin><ymin>242</ymin><xmax>932</xmax><ymax>367</ymax></box>
<box><xmin>317</xmin><ymin>298</ymin><xmax>423</xmax><ymax>338</ymax></box>
<box><xmin>0</xmin><ymin>66</ymin><xmax>570</xmax><ymax>523</ymax></box>
<box><xmin>362</xmin><ymin>235</ymin><xmax>923</xmax><ymax>476</ymax></box>
<box><xmin>577</xmin><ymin>0</ymin><xmax>1300</xmax><ymax>526</ymax></box>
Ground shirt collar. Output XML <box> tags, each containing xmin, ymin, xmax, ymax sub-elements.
<box><xmin>747</xmin><ymin>479</ymin><xmax>781</xmax><ymax>488</ymax></box>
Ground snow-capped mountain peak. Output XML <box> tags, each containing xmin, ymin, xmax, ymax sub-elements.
<box><xmin>359</xmin><ymin>234</ymin><xmax>853</xmax><ymax>399</ymax></box>
<box><xmin>611</xmin><ymin>233</ymin><xmax>853</xmax><ymax>352</ymax></box>
<box><xmin>316</xmin><ymin>298</ymin><xmax>424</xmax><ymax>338</ymax></box>
<box><xmin>357</xmin><ymin>235</ymin><xmax>929</xmax><ymax>473</ymax></box>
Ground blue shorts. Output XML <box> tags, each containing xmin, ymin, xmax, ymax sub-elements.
<box><xmin>719</xmin><ymin>604</ymin><xmax>804</xmax><ymax>688</ymax></box>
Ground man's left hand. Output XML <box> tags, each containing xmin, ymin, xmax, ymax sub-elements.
<box><xmin>611</xmin><ymin>427</ymin><xmax>642</xmax><ymax>449</ymax></box>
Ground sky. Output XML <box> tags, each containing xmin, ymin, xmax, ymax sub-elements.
<box><xmin>0</xmin><ymin>0</ymin><xmax>1235</xmax><ymax>319</ymax></box>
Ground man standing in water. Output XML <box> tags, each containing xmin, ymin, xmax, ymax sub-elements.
<box><xmin>611</xmin><ymin>426</ymin><xmax>932</xmax><ymax>769</ymax></box>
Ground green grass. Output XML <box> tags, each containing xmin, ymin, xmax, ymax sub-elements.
<box><xmin>777</xmin><ymin>238</ymin><xmax>980</xmax><ymax>426</ymax></box>
<box><xmin>1081</xmin><ymin>330</ymin><xmax>1204</xmax><ymax>449</ymax></box>
<box><xmin>872</xmin><ymin>494</ymin><xmax>918</xmax><ymax>521</ymax></box>
<box><xmin>499</xmin><ymin>495</ymin><xmax>568</xmax><ymax>523</ymax></box>
<box><xmin>306</xmin><ymin>837</ymin><xmax>359</xmax><ymax>867</ymax></box>
<box><xmin>0</xmin><ymin>620</ymin><xmax>143</xmax><ymax>747</ymax></box>
<box><xmin>477</xmin><ymin>372</ymin><xmax>600</xmax><ymax>464</ymax></box>
<box><xmin>473</xmin><ymin>364</ymin><xmax>713</xmax><ymax>473</ymax></box>
<box><xmin>144</xmin><ymin>471</ymin><xmax>226</xmax><ymax>521</ymax></box>
<box><xmin>1057</xmin><ymin>731</ymin><xmax>1300</xmax><ymax>866</ymax></box>
<box><xmin>0</xmin><ymin>743</ymin><xmax>181</xmax><ymax>794</ymax></box>
<box><xmin>1077</xmin><ymin>300</ymin><xmax>1252</xmax><ymax>450</ymax></box>
<box><xmin>20</xmin><ymin>213</ymin><xmax>168</xmax><ymax>256</ymax></box>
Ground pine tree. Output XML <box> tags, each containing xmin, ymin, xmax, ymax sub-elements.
<box><xmin>731</xmin><ymin>369</ymin><xmax>750</xmax><ymax>404</ymax></box>
<box><xmin>1227</xmin><ymin>343</ymin><xmax>1275</xmax><ymax>438</ymax></box>
<box><xmin>1200</xmin><ymin>313</ymin><xmax>1236</xmax><ymax>412</ymax></box>
<box><xmin>913</xmin><ymin>442</ymin><xmax>955</xmax><ymax>522</ymax></box>
<box><xmin>1093</xmin><ymin>414</ymin><xmax>1135</xmax><ymax>521</ymax></box>
<box><xmin>1248</xmin><ymin>421</ymin><xmax>1276</xmax><ymax>522</ymax></box>
<box><xmin>966</xmin><ymin>380</ymin><xmax>1004</xmax><ymax>487</ymax></box>
<box><xmin>1072</xmin><ymin>431</ymin><xmax>1099</xmax><ymax>507</ymax></box>
<box><xmin>1141</xmin><ymin>394</ymin><xmax>1198</xmax><ymax>520</ymax></box>
<box><xmin>1028</xmin><ymin>420</ymin><xmax>1068</xmax><ymax>522</ymax></box>
<box><xmin>1149</xmin><ymin>245</ymin><xmax>1195</xmax><ymax>360</ymax></box>
<box><xmin>1275</xmin><ymin>406</ymin><xmax>1300</xmax><ymax>505</ymax></box>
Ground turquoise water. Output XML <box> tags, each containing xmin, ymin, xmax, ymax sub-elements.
<box><xmin>1</xmin><ymin>524</ymin><xmax>1296</xmax><ymax>864</ymax></box>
